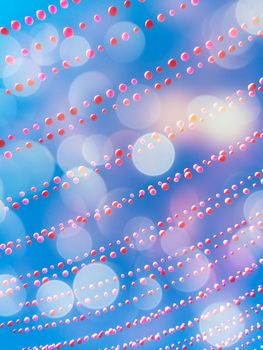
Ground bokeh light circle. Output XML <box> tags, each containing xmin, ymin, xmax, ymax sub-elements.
<box><xmin>57</xmin><ymin>135</ymin><xmax>87</xmax><ymax>172</ymax></box>
<box><xmin>105</xmin><ymin>22</ymin><xmax>145</xmax><ymax>63</ymax></box>
<box><xmin>36</xmin><ymin>280</ymin><xmax>74</xmax><ymax>318</ymax></box>
<box><xmin>187</xmin><ymin>95</ymin><xmax>260</xmax><ymax>143</ymax></box>
<box><xmin>30</xmin><ymin>23</ymin><xmax>60</xmax><ymax>66</ymax></box>
<box><xmin>236</xmin><ymin>0</ymin><xmax>263</xmax><ymax>35</ymax></box>
<box><xmin>69</xmin><ymin>71</ymin><xmax>111</xmax><ymax>113</ymax></box>
<box><xmin>0</xmin><ymin>201</ymin><xmax>6</xmax><ymax>223</ymax></box>
<box><xmin>56</xmin><ymin>227</ymin><xmax>92</xmax><ymax>262</ymax></box>
<box><xmin>0</xmin><ymin>88</ymin><xmax>17</xmax><ymax>127</ymax></box>
<box><xmin>0</xmin><ymin>141</ymin><xmax>55</xmax><ymax>198</ymax></box>
<box><xmin>73</xmin><ymin>263</ymin><xmax>119</xmax><ymax>309</ymax></box>
<box><xmin>200</xmin><ymin>302</ymin><xmax>245</xmax><ymax>348</ymax></box>
<box><xmin>60</xmin><ymin>166</ymin><xmax>107</xmax><ymax>213</ymax></box>
<box><xmin>130</xmin><ymin>277</ymin><xmax>162</xmax><ymax>310</ymax></box>
<box><xmin>3</xmin><ymin>58</ymin><xmax>41</xmax><ymax>97</ymax></box>
<box><xmin>0</xmin><ymin>35</ymin><xmax>22</xmax><ymax>79</ymax></box>
<box><xmin>228</xmin><ymin>227</ymin><xmax>262</xmax><ymax>268</ymax></box>
<box><xmin>124</xmin><ymin>216</ymin><xmax>157</xmax><ymax>251</ymax></box>
<box><xmin>161</xmin><ymin>229</ymin><xmax>190</xmax><ymax>256</ymax></box>
<box><xmin>132</xmin><ymin>133</ymin><xmax>175</xmax><ymax>176</ymax></box>
<box><xmin>60</xmin><ymin>36</ymin><xmax>90</xmax><ymax>67</ymax></box>
<box><xmin>82</xmin><ymin>134</ymin><xmax>113</xmax><ymax>166</ymax></box>
<box><xmin>0</xmin><ymin>274</ymin><xmax>26</xmax><ymax>316</ymax></box>
<box><xmin>244</xmin><ymin>190</ymin><xmax>263</xmax><ymax>221</ymax></box>
<box><xmin>116</xmin><ymin>84</ymin><xmax>161</xmax><ymax>129</ymax></box>
<box><xmin>167</xmin><ymin>248</ymin><xmax>211</xmax><ymax>292</ymax></box>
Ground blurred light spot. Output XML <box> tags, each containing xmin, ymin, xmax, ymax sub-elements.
<box><xmin>73</xmin><ymin>263</ymin><xmax>119</xmax><ymax>309</ymax></box>
<box><xmin>132</xmin><ymin>133</ymin><xmax>175</xmax><ymax>176</ymax></box>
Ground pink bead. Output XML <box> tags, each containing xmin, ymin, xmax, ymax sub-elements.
<box><xmin>48</xmin><ymin>4</ymin><xmax>57</xmax><ymax>14</ymax></box>
<box><xmin>38</xmin><ymin>73</ymin><xmax>46</xmax><ymax>81</ymax></box>
<box><xmin>60</xmin><ymin>0</ymin><xmax>69</xmax><ymax>8</ymax></box>
<box><xmin>83</xmin><ymin>100</ymin><xmax>90</xmax><ymax>108</ymax></box>
<box><xmin>25</xmin><ymin>16</ymin><xmax>34</xmax><ymax>25</ymax></box>
<box><xmin>205</xmin><ymin>40</ymin><xmax>214</xmax><ymax>50</ymax></box>
<box><xmin>11</xmin><ymin>20</ymin><xmax>21</xmax><ymax>31</ymax></box>
<box><xmin>187</xmin><ymin>66</ymin><xmax>194</xmax><ymax>75</ymax></box>
<box><xmin>119</xmin><ymin>83</ymin><xmax>127</xmax><ymax>92</ymax></box>
<box><xmin>63</xmin><ymin>27</ymin><xmax>74</xmax><ymax>38</ymax></box>
<box><xmin>5</xmin><ymin>247</ymin><xmax>12</xmax><ymax>255</ymax></box>
<box><xmin>106</xmin><ymin>89</ymin><xmax>115</xmax><ymax>98</ymax></box>
<box><xmin>86</xmin><ymin>49</ymin><xmax>95</xmax><ymax>58</ymax></box>
<box><xmin>4</xmin><ymin>151</ymin><xmax>12</xmax><ymax>159</ymax></box>
<box><xmin>181</xmin><ymin>52</ymin><xmax>190</xmax><ymax>61</ymax></box>
<box><xmin>228</xmin><ymin>27</ymin><xmax>238</xmax><ymax>38</ymax></box>
<box><xmin>21</xmin><ymin>48</ymin><xmax>29</xmax><ymax>56</ymax></box>
<box><xmin>94</xmin><ymin>14</ymin><xmax>101</xmax><ymax>22</ymax></box>
<box><xmin>122</xmin><ymin>32</ymin><xmax>130</xmax><ymax>41</ymax></box>
<box><xmin>36</xmin><ymin>10</ymin><xmax>46</xmax><ymax>21</ymax></box>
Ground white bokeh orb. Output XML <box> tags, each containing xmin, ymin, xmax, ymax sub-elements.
<box><xmin>36</xmin><ymin>280</ymin><xmax>74</xmax><ymax>318</ymax></box>
<box><xmin>56</xmin><ymin>227</ymin><xmax>92</xmax><ymax>262</ymax></box>
<box><xmin>130</xmin><ymin>277</ymin><xmax>162</xmax><ymax>310</ymax></box>
<box><xmin>132</xmin><ymin>133</ymin><xmax>175</xmax><ymax>176</ymax></box>
<box><xmin>105</xmin><ymin>21</ymin><xmax>145</xmax><ymax>63</ymax></box>
<box><xmin>124</xmin><ymin>216</ymin><xmax>157</xmax><ymax>251</ymax></box>
<box><xmin>82</xmin><ymin>134</ymin><xmax>113</xmax><ymax>166</ymax></box>
<box><xmin>73</xmin><ymin>263</ymin><xmax>119</xmax><ymax>310</ymax></box>
<box><xmin>200</xmin><ymin>302</ymin><xmax>245</xmax><ymax>348</ymax></box>
<box><xmin>60</xmin><ymin>36</ymin><xmax>90</xmax><ymax>67</ymax></box>
<box><xmin>0</xmin><ymin>274</ymin><xmax>26</xmax><ymax>316</ymax></box>
<box><xmin>236</xmin><ymin>0</ymin><xmax>263</xmax><ymax>35</ymax></box>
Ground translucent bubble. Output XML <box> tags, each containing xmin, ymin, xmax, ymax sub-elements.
<box><xmin>56</xmin><ymin>227</ymin><xmax>92</xmax><ymax>261</ymax></box>
<box><xmin>73</xmin><ymin>263</ymin><xmax>119</xmax><ymax>309</ymax></box>
<box><xmin>132</xmin><ymin>133</ymin><xmax>175</xmax><ymax>176</ymax></box>
<box><xmin>200</xmin><ymin>302</ymin><xmax>245</xmax><ymax>348</ymax></box>
<box><xmin>0</xmin><ymin>141</ymin><xmax>55</xmax><ymax>198</ymax></box>
<box><xmin>161</xmin><ymin>229</ymin><xmax>190</xmax><ymax>256</ymax></box>
<box><xmin>69</xmin><ymin>72</ymin><xmax>111</xmax><ymax>112</ymax></box>
<box><xmin>82</xmin><ymin>134</ymin><xmax>113</xmax><ymax>166</ymax></box>
<box><xmin>0</xmin><ymin>274</ymin><xmax>26</xmax><ymax>316</ymax></box>
<box><xmin>0</xmin><ymin>35</ymin><xmax>22</xmax><ymax>78</ymax></box>
<box><xmin>105</xmin><ymin>21</ymin><xmax>145</xmax><ymax>63</ymax></box>
<box><xmin>168</xmin><ymin>248</ymin><xmax>210</xmax><ymax>292</ymax></box>
<box><xmin>130</xmin><ymin>277</ymin><xmax>162</xmax><ymax>310</ymax></box>
<box><xmin>60</xmin><ymin>167</ymin><xmax>107</xmax><ymax>213</ymax></box>
<box><xmin>36</xmin><ymin>280</ymin><xmax>74</xmax><ymax>318</ymax></box>
<box><xmin>57</xmin><ymin>135</ymin><xmax>87</xmax><ymax>172</ymax></box>
<box><xmin>244</xmin><ymin>191</ymin><xmax>263</xmax><ymax>221</ymax></box>
<box><xmin>124</xmin><ymin>216</ymin><xmax>157</xmax><ymax>251</ymax></box>
<box><xmin>0</xmin><ymin>88</ymin><xmax>17</xmax><ymax>127</ymax></box>
<box><xmin>3</xmin><ymin>58</ymin><xmax>41</xmax><ymax>97</ymax></box>
<box><xmin>236</xmin><ymin>0</ymin><xmax>263</xmax><ymax>35</ymax></box>
<box><xmin>30</xmin><ymin>23</ymin><xmax>60</xmax><ymax>66</ymax></box>
<box><xmin>60</xmin><ymin>36</ymin><xmax>90</xmax><ymax>67</ymax></box>
<box><xmin>116</xmin><ymin>84</ymin><xmax>160</xmax><ymax>129</ymax></box>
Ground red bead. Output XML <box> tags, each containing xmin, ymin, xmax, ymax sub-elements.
<box><xmin>145</xmin><ymin>19</ymin><xmax>154</xmax><ymax>29</ymax></box>
<box><xmin>0</xmin><ymin>139</ymin><xmax>5</xmax><ymax>148</ymax></box>
<box><xmin>168</xmin><ymin>58</ymin><xmax>177</xmax><ymax>68</ymax></box>
<box><xmin>108</xmin><ymin>6</ymin><xmax>118</xmax><ymax>16</ymax></box>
